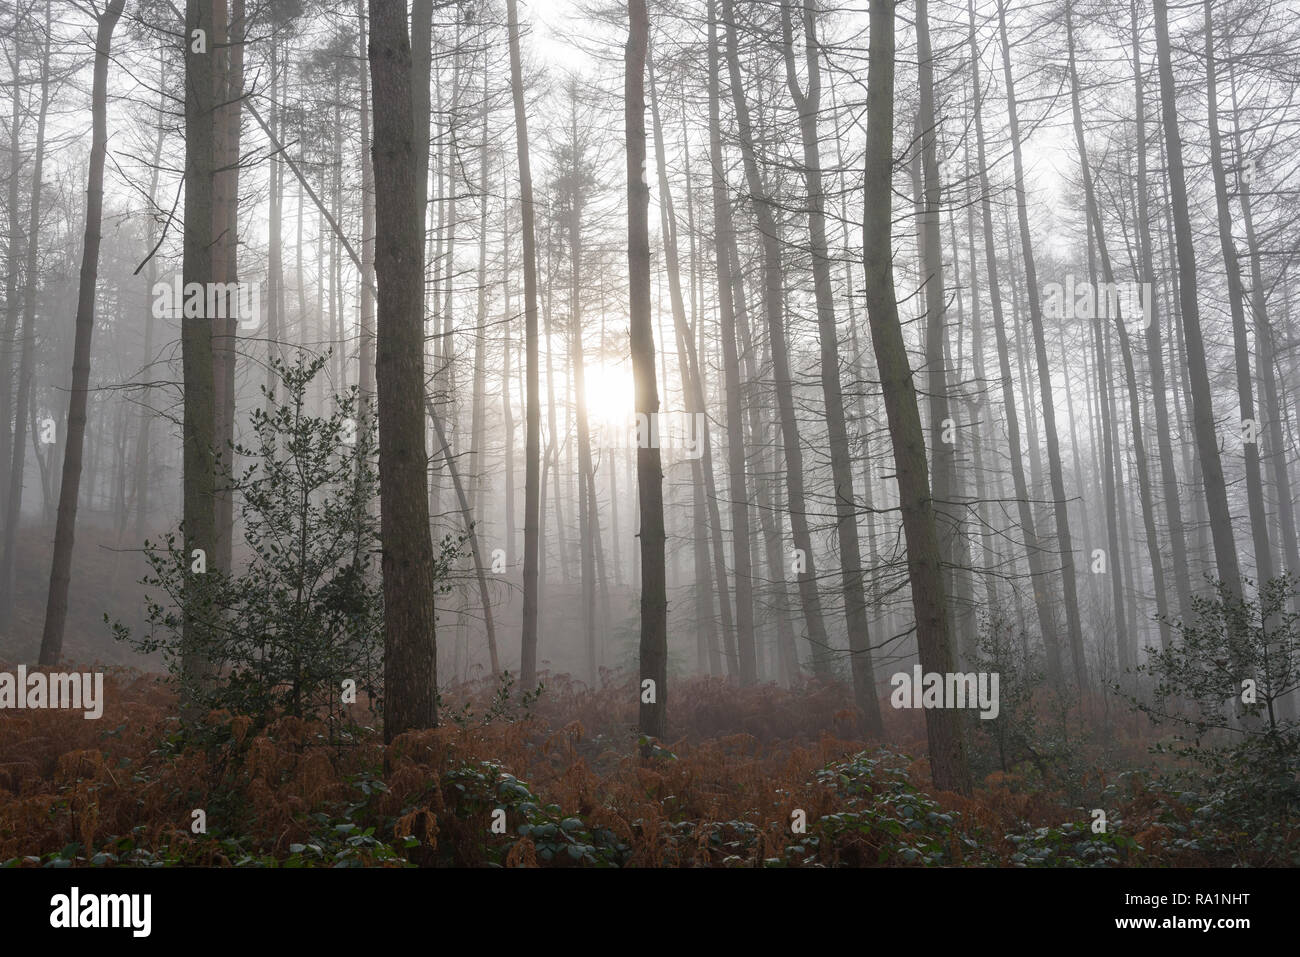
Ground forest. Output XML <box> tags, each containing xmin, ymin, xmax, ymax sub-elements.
<box><xmin>0</xmin><ymin>0</ymin><xmax>1297</xmax><ymax>875</ymax></box>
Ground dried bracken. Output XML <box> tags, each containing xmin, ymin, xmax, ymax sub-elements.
<box><xmin>1</xmin><ymin>666</ymin><xmax>1285</xmax><ymax>867</ymax></box>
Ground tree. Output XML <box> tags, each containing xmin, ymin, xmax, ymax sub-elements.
<box><xmin>968</xmin><ymin>0</ymin><xmax>1059</xmax><ymax>678</ymax></box>
<box><xmin>996</xmin><ymin>0</ymin><xmax>1087</xmax><ymax>689</ymax></box>
<box><xmin>1204</xmin><ymin>0</ymin><xmax>1274</xmax><ymax>593</ymax></box>
<box><xmin>1152</xmin><ymin>0</ymin><xmax>1245</xmax><ymax>617</ymax></box>
<box><xmin>705</xmin><ymin>0</ymin><xmax>748</xmax><ymax>680</ymax></box>
<box><xmin>181</xmin><ymin>0</ymin><xmax>220</xmax><ymax>719</ymax></box>
<box><xmin>212</xmin><ymin>0</ymin><xmax>245</xmax><ymax>579</ymax></box>
<box><xmin>628</xmin><ymin>0</ymin><xmax>667</xmax><ymax>742</ymax></box>
<box><xmin>862</xmin><ymin>0</ymin><xmax>970</xmax><ymax>795</ymax></box>
<box><xmin>506</xmin><ymin>0</ymin><xmax>543</xmax><ymax>692</ymax></box>
<box><xmin>1130</xmin><ymin>0</ymin><xmax>1192</xmax><ymax>632</ymax></box>
<box><xmin>781</xmin><ymin>0</ymin><xmax>881</xmax><ymax>730</ymax></box>
<box><xmin>916</xmin><ymin>0</ymin><xmax>973</xmax><ymax>668</ymax></box>
<box><xmin>368</xmin><ymin>0</ymin><xmax>440</xmax><ymax>740</ymax></box>
<box><xmin>1063</xmin><ymin>0</ymin><xmax>1153</xmax><ymax>666</ymax></box>
<box><xmin>648</xmin><ymin>44</ymin><xmax>729</xmax><ymax>680</ymax></box>
<box><xmin>37</xmin><ymin>0</ymin><xmax>125</xmax><ymax>664</ymax></box>
<box><xmin>0</xmin><ymin>0</ymin><xmax>50</xmax><ymax>631</ymax></box>
<box><xmin>114</xmin><ymin>355</ymin><xmax>388</xmax><ymax>732</ymax></box>
<box><xmin>723</xmin><ymin>0</ymin><xmax>831</xmax><ymax>679</ymax></box>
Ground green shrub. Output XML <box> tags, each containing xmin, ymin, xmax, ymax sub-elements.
<box><xmin>110</xmin><ymin>353</ymin><xmax>419</xmax><ymax>735</ymax></box>
<box><xmin>1129</xmin><ymin>574</ymin><xmax>1300</xmax><ymax>850</ymax></box>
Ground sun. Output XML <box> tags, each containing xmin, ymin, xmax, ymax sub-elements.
<box><xmin>580</xmin><ymin>359</ymin><xmax>636</xmax><ymax>430</ymax></box>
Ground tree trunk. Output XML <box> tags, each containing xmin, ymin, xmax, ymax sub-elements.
<box><xmin>563</xmin><ymin>93</ymin><xmax>599</xmax><ymax>687</ymax></box>
<box><xmin>648</xmin><ymin>47</ymin><xmax>729</xmax><ymax>681</ymax></box>
<box><xmin>470</xmin><ymin>54</ymin><xmax>489</xmax><ymax>534</ymax></box>
<box><xmin>426</xmin><ymin>396</ymin><xmax>499</xmax><ymax>677</ymax></box>
<box><xmin>997</xmin><ymin>0</ymin><xmax>1087</xmax><ymax>689</ymax></box>
<box><xmin>135</xmin><ymin>76</ymin><xmax>167</xmax><ymax>543</ymax></box>
<box><xmin>357</xmin><ymin>0</ymin><xmax>376</xmax><ymax>405</ymax></box>
<box><xmin>1084</xmin><ymin>218</ymin><xmax>1130</xmax><ymax>671</ymax></box>
<box><xmin>506</xmin><ymin>0</ymin><xmax>543</xmax><ymax>690</ymax></box>
<box><xmin>266</xmin><ymin>30</ymin><xmax>282</xmax><ymax>408</ymax></box>
<box><xmin>705</xmin><ymin>0</ymin><xmax>747</xmax><ymax>678</ymax></box>
<box><xmin>968</xmin><ymin>0</ymin><xmax>1059</xmax><ymax>680</ymax></box>
<box><xmin>1152</xmin><ymin>0</ymin><xmax>1244</xmax><ymax>613</ymax></box>
<box><xmin>212</xmin><ymin>0</ymin><xmax>243</xmax><ymax>580</ymax></box>
<box><xmin>0</xmin><ymin>26</ymin><xmax>25</xmax><ymax>519</ymax></box>
<box><xmin>1204</xmin><ymin>0</ymin><xmax>1274</xmax><ymax>592</ymax></box>
<box><xmin>181</xmin><ymin>0</ymin><xmax>219</xmax><ymax>718</ymax></box>
<box><xmin>862</xmin><ymin>0</ymin><xmax>970</xmax><ymax>795</ymax></box>
<box><xmin>37</xmin><ymin>0</ymin><xmax>125</xmax><ymax>664</ymax></box>
<box><xmin>0</xmin><ymin>2</ymin><xmax>49</xmax><ymax>631</ymax></box>
<box><xmin>916</xmin><ymin>0</ymin><xmax>976</xmax><ymax>677</ymax></box>
<box><xmin>502</xmin><ymin>176</ymin><xmax>516</xmax><ymax>565</ymax></box>
<box><xmin>627</xmin><ymin>0</ymin><xmax>666</xmax><ymax>741</ymax></box>
<box><xmin>781</xmin><ymin>0</ymin><xmax>879</xmax><ymax>727</ymax></box>
<box><xmin>1227</xmin><ymin>57</ymin><xmax>1300</xmax><ymax>590</ymax></box>
<box><xmin>722</xmin><ymin>0</ymin><xmax>831</xmax><ymax>679</ymax></box>
<box><xmin>1131</xmin><ymin>0</ymin><xmax>1192</xmax><ymax>630</ymax></box>
<box><xmin>369</xmin><ymin>0</ymin><xmax>440</xmax><ymax>739</ymax></box>
<box><xmin>1065</xmin><ymin>1</ymin><xmax>1168</xmax><ymax>655</ymax></box>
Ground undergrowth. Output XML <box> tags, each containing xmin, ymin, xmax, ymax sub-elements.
<box><xmin>0</xmin><ymin>668</ymin><xmax>1293</xmax><ymax>867</ymax></box>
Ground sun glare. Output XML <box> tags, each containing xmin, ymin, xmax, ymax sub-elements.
<box><xmin>581</xmin><ymin>360</ymin><xmax>636</xmax><ymax>429</ymax></box>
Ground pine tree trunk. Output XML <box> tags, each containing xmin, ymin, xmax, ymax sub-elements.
<box><xmin>266</xmin><ymin>30</ymin><xmax>282</xmax><ymax>406</ymax></box>
<box><xmin>917</xmin><ymin>0</ymin><xmax>975</xmax><ymax>676</ymax></box>
<box><xmin>181</xmin><ymin>0</ymin><xmax>219</xmax><ymax>718</ymax></box>
<box><xmin>863</xmin><ymin>0</ymin><xmax>970</xmax><ymax>795</ymax></box>
<box><xmin>1204</xmin><ymin>0</ymin><xmax>1274</xmax><ymax>590</ymax></box>
<box><xmin>1065</xmin><ymin>1</ymin><xmax>1168</xmax><ymax>653</ymax></box>
<box><xmin>1131</xmin><ymin>0</ymin><xmax>1192</xmax><ymax>630</ymax></box>
<box><xmin>1227</xmin><ymin>59</ymin><xmax>1300</xmax><ymax>589</ymax></box>
<box><xmin>722</xmin><ymin>0</ymin><xmax>831</xmax><ymax>679</ymax></box>
<box><xmin>213</xmin><ymin>0</ymin><xmax>242</xmax><ymax>580</ymax></box>
<box><xmin>37</xmin><ymin>0</ymin><xmax>124</xmax><ymax>664</ymax></box>
<box><xmin>426</xmin><ymin>396</ymin><xmax>498</xmax><ymax>677</ymax></box>
<box><xmin>781</xmin><ymin>0</ymin><xmax>879</xmax><ymax>726</ymax></box>
<box><xmin>0</xmin><ymin>28</ymin><xmax>24</xmax><ymax>518</ymax></box>
<box><xmin>1152</xmin><ymin>0</ymin><xmax>1244</xmax><ymax>611</ymax></box>
<box><xmin>997</xmin><ymin>0</ymin><xmax>1087</xmax><ymax>688</ymax></box>
<box><xmin>705</xmin><ymin>0</ymin><xmax>748</xmax><ymax>678</ymax></box>
<box><xmin>507</xmin><ymin>0</ymin><xmax>543</xmax><ymax>690</ymax></box>
<box><xmin>357</xmin><ymin>0</ymin><xmax>376</xmax><ymax>406</ymax></box>
<box><xmin>627</xmin><ymin>0</ymin><xmax>667</xmax><ymax>741</ymax></box>
<box><xmin>0</xmin><ymin>4</ymin><xmax>48</xmax><ymax>629</ymax></box>
<box><xmin>968</xmin><ymin>0</ymin><xmax>1060</xmax><ymax>681</ymax></box>
<box><xmin>501</xmin><ymin>176</ymin><xmax>516</xmax><ymax>566</ymax></box>
<box><xmin>135</xmin><ymin>96</ymin><xmax>166</xmax><ymax>542</ymax></box>
<box><xmin>369</xmin><ymin>0</ymin><xmax>440</xmax><ymax>739</ymax></box>
<box><xmin>470</xmin><ymin>55</ymin><xmax>489</xmax><ymax>534</ymax></box>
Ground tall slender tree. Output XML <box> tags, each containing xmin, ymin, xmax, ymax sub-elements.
<box><xmin>180</xmin><ymin>0</ymin><xmax>219</xmax><ymax>718</ymax></box>
<box><xmin>862</xmin><ymin>0</ymin><xmax>970</xmax><ymax>795</ymax></box>
<box><xmin>723</xmin><ymin>0</ymin><xmax>831</xmax><ymax>679</ymax></box>
<box><xmin>506</xmin><ymin>0</ymin><xmax>543</xmax><ymax>690</ymax></box>
<box><xmin>37</xmin><ymin>0</ymin><xmax>125</xmax><ymax>664</ymax></box>
<box><xmin>369</xmin><ymin>0</ymin><xmax>440</xmax><ymax>739</ymax></box>
<box><xmin>627</xmin><ymin>0</ymin><xmax>666</xmax><ymax>742</ymax></box>
<box><xmin>781</xmin><ymin>0</ymin><xmax>880</xmax><ymax>729</ymax></box>
<box><xmin>1153</xmin><ymin>0</ymin><xmax>1244</xmax><ymax>614</ymax></box>
<box><xmin>997</xmin><ymin>0</ymin><xmax>1087</xmax><ymax>688</ymax></box>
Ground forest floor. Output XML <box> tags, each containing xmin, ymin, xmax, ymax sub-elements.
<box><xmin>1</xmin><ymin>666</ymin><xmax>1293</xmax><ymax>867</ymax></box>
